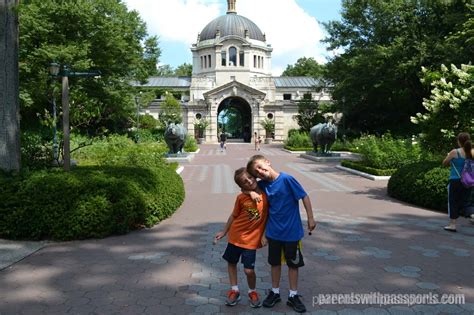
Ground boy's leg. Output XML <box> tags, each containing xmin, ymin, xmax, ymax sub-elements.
<box><xmin>228</xmin><ymin>263</ymin><xmax>238</xmax><ymax>286</ymax></box>
<box><xmin>263</xmin><ymin>238</ymin><xmax>282</xmax><ymax>308</ymax></box>
<box><xmin>284</xmin><ymin>241</ymin><xmax>306</xmax><ymax>313</ymax></box>
<box><xmin>288</xmin><ymin>267</ymin><xmax>298</xmax><ymax>291</ymax></box>
<box><xmin>223</xmin><ymin>243</ymin><xmax>242</xmax><ymax>306</ymax></box>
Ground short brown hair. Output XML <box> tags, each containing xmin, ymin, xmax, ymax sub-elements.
<box><xmin>234</xmin><ymin>167</ymin><xmax>248</xmax><ymax>187</ymax></box>
<box><xmin>246</xmin><ymin>154</ymin><xmax>267</xmax><ymax>177</ymax></box>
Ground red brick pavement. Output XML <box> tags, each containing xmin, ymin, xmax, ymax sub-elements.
<box><xmin>0</xmin><ymin>143</ymin><xmax>472</xmax><ymax>314</ymax></box>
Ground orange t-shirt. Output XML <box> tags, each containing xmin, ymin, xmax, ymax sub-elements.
<box><xmin>228</xmin><ymin>193</ymin><xmax>268</xmax><ymax>250</ymax></box>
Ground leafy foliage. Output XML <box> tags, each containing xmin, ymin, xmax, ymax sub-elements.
<box><xmin>184</xmin><ymin>136</ymin><xmax>198</xmax><ymax>152</ymax></box>
<box><xmin>412</xmin><ymin>64</ymin><xmax>474</xmax><ymax>153</ymax></box>
<box><xmin>282</xmin><ymin>57</ymin><xmax>324</xmax><ymax>77</ymax></box>
<box><xmin>294</xmin><ymin>98</ymin><xmax>326</xmax><ymax>132</ymax></box>
<box><xmin>0</xmin><ymin>165</ymin><xmax>184</xmax><ymax>240</ymax></box>
<box><xmin>260</xmin><ymin>118</ymin><xmax>275</xmax><ymax>134</ymax></box>
<box><xmin>341</xmin><ymin>160</ymin><xmax>395</xmax><ymax>176</ymax></box>
<box><xmin>323</xmin><ymin>0</ymin><xmax>472</xmax><ymax>136</ymax></box>
<box><xmin>174</xmin><ymin>63</ymin><xmax>193</xmax><ymax>76</ymax></box>
<box><xmin>159</xmin><ymin>94</ymin><xmax>182</xmax><ymax>125</ymax></box>
<box><xmin>388</xmin><ymin>161</ymin><xmax>449</xmax><ymax>212</ymax></box>
<box><xmin>285</xmin><ymin>131</ymin><xmax>312</xmax><ymax>148</ymax></box>
<box><xmin>18</xmin><ymin>0</ymin><xmax>161</xmax><ymax>134</ymax></box>
<box><xmin>352</xmin><ymin>134</ymin><xmax>422</xmax><ymax>170</ymax></box>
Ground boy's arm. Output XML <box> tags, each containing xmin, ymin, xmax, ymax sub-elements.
<box><xmin>302</xmin><ymin>195</ymin><xmax>316</xmax><ymax>232</ymax></box>
<box><xmin>215</xmin><ymin>214</ymin><xmax>235</xmax><ymax>241</ymax></box>
<box><xmin>241</xmin><ymin>189</ymin><xmax>262</xmax><ymax>203</ymax></box>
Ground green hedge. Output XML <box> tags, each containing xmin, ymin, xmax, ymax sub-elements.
<box><xmin>341</xmin><ymin>160</ymin><xmax>396</xmax><ymax>176</ymax></box>
<box><xmin>0</xmin><ymin>165</ymin><xmax>184</xmax><ymax>240</ymax></box>
<box><xmin>387</xmin><ymin>161</ymin><xmax>448</xmax><ymax>212</ymax></box>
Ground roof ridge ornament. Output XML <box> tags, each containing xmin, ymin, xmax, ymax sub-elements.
<box><xmin>227</xmin><ymin>0</ymin><xmax>236</xmax><ymax>14</ymax></box>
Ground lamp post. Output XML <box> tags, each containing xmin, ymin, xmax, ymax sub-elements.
<box><xmin>49</xmin><ymin>63</ymin><xmax>60</xmax><ymax>162</ymax></box>
<box><xmin>49</xmin><ymin>62</ymin><xmax>100</xmax><ymax>171</ymax></box>
<box><xmin>135</xmin><ymin>93</ymin><xmax>141</xmax><ymax>143</ymax></box>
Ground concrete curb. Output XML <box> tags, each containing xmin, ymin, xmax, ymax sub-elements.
<box><xmin>336</xmin><ymin>165</ymin><xmax>391</xmax><ymax>181</ymax></box>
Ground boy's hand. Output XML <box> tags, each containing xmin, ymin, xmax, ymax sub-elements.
<box><xmin>261</xmin><ymin>235</ymin><xmax>268</xmax><ymax>247</ymax></box>
<box><xmin>215</xmin><ymin>231</ymin><xmax>226</xmax><ymax>240</ymax></box>
<box><xmin>249</xmin><ymin>191</ymin><xmax>262</xmax><ymax>203</ymax></box>
<box><xmin>308</xmin><ymin>217</ymin><xmax>316</xmax><ymax>234</ymax></box>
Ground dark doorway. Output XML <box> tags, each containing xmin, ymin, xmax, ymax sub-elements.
<box><xmin>217</xmin><ymin>97</ymin><xmax>252</xmax><ymax>143</ymax></box>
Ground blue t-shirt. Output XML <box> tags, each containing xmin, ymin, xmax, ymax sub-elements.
<box><xmin>258</xmin><ymin>172</ymin><xmax>308</xmax><ymax>241</ymax></box>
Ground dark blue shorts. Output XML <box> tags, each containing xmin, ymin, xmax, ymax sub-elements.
<box><xmin>223</xmin><ymin>243</ymin><xmax>256</xmax><ymax>269</ymax></box>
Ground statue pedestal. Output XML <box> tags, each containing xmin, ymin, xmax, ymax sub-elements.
<box><xmin>165</xmin><ymin>153</ymin><xmax>195</xmax><ymax>163</ymax></box>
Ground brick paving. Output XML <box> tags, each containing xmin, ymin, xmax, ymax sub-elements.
<box><xmin>0</xmin><ymin>143</ymin><xmax>473</xmax><ymax>314</ymax></box>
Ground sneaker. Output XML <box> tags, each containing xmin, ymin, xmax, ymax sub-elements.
<box><xmin>262</xmin><ymin>291</ymin><xmax>281</xmax><ymax>308</ymax></box>
<box><xmin>248</xmin><ymin>291</ymin><xmax>262</xmax><ymax>308</ymax></box>
<box><xmin>225</xmin><ymin>290</ymin><xmax>241</xmax><ymax>306</ymax></box>
<box><xmin>287</xmin><ymin>294</ymin><xmax>306</xmax><ymax>313</ymax></box>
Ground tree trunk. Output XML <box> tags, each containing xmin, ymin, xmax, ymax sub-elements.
<box><xmin>0</xmin><ymin>0</ymin><xmax>20</xmax><ymax>172</ymax></box>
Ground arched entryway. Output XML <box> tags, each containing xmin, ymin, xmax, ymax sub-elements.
<box><xmin>217</xmin><ymin>97</ymin><xmax>252</xmax><ymax>143</ymax></box>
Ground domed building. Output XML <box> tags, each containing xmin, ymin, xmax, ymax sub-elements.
<box><xmin>136</xmin><ymin>0</ymin><xmax>330</xmax><ymax>143</ymax></box>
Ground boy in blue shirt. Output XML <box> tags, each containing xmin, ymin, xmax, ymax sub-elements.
<box><xmin>247</xmin><ymin>155</ymin><xmax>316</xmax><ymax>313</ymax></box>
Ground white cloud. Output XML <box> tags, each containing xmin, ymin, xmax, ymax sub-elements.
<box><xmin>123</xmin><ymin>0</ymin><xmax>328</xmax><ymax>75</ymax></box>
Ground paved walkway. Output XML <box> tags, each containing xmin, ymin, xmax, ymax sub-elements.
<box><xmin>1</xmin><ymin>143</ymin><xmax>473</xmax><ymax>314</ymax></box>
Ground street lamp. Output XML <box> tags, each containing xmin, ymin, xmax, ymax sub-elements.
<box><xmin>134</xmin><ymin>92</ymin><xmax>142</xmax><ymax>143</ymax></box>
<box><xmin>49</xmin><ymin>62</ymin><xmax>101</xmax><ymax>171</ymax></box>
<box><xmin>48</xmin><ymin>63</ymin><xmax>59</xmax><ymax>163</ymax></box>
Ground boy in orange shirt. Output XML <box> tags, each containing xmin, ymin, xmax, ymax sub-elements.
<box><xmin>214</xmin><ymin>167</ymin><xmax>268</xmax><ymax>308</ymax></box>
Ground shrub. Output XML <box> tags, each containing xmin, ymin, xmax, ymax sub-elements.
<box><xmin>352</xmin><ymin>134</ymin><xmax>422</xmax><ymax>170</ymax></box>
<box><xmin>341</xmin><ymin>160</ymin><xmax>396</xmax><ymax>176</ymax></box>
<box><xmin>285</xmin><ymin>131</ymin><xmax>312</xmax><ymax>148</ymax></box>
<box><xmin>21</xmin><ymin>130</ymin><xmax>53</xmax><ymax>169</ymax></box>
<box><xmin>0</xmin><ymin>165</ymin><xmax>184</xmax><ymax>240</ymax></box>
<box><xmin>387</xmin><ymin>161</ymin><xmax>448</xmax><ymax>212</ymax></box>
<box><xmin>331</xmin><ymin>139</ymin><xmax>356</xmax><ymax>152</ymax></box>
<box><xmin>72</xmin><ymin>135</ymin><xmax>168</xmax><ymax>167</ymax></box>
<box><xmin>139</xmin><ymin>114</ymin><xmax>159</xmax><ymax>130</ymax></box>
<box><xmin>184</xmin><ymin>136</ymin><xmax>198</xmax><ymax>152</ymax></box>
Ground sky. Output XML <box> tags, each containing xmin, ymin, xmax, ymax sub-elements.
<box><xmin>122</xmin><ymin>0</ymin><xmax>343</xmax><ymax>76</ymax></box>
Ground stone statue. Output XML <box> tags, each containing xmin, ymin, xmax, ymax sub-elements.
<box><xmin>164</xmin><ymin>123</ymin><xmax>187</xmax><ymax>154</ymax></box>
<box><xmin>309</xmin><ymin>122</ymin><xmax>337</xmax><ymax>154</ymax></box>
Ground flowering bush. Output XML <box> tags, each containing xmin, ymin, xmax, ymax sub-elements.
<box><xmin>412</xmin><ymin>64</ymin><xmax>474</xmax><ymax>153</ymax></box>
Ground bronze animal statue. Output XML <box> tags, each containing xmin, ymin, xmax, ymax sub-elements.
<box><xmin>164</xmin><ymin>123</ymin><xmax>187</xmax><ymax>154</ymax></box>
<box><xmin>309</xmin><ymin>122</ymin><xmax>337</xmax><ymax>154</ymax></box>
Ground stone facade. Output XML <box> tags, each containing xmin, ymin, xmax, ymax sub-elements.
<box><xmin>136</xmin><ymin>0</ymin><xmax>331</xmax><ymax>143</ymax></box>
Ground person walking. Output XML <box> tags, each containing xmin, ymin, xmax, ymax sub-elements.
<box><xmin>442</xmin><ymin>132</ymin><xmax>474</xmax><ymax>232</ymax></box>
<box><xmin>220</xmin><ymin>132</ymin><xmax>227</xmax><ymax>152</ymax></box>
<box><xmin>254</xmin><ymin>132</ymin><xmax>261</xmax><ymax>151</ymax></box>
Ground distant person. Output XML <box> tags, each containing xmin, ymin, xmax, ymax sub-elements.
<box><xmin>214</xmin><ymin>167</ymin><xmax>268</xmax><ymax>308</ymax></box>
<box><xmin>254</xmin><ymin>132</ymin><xmax>261</xmax><ymax>151</ymax></box>
<box><xmin>220</xmin><ymin>132</ymin><xmax>227</xmax><ymax>152</ymax></box>
<box><xmin>246</xmin><ymin>155</ymin><xmax>316</xmax><ymax>313</ymax></box>
<box><xmin>442</xmin><ymin>132</ymin><xmax>474</xmax><ymax>232</ymax></box>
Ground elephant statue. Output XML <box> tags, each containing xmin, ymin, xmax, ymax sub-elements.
<box><xmin>309</xmin><ymin>122</ymin><xmax>337</xmax><ymax>154</ymax></box>
<box><xmin>164</xmin><ymin>123</ymin><xmax>187</xmax><ymax>154</ymax></box>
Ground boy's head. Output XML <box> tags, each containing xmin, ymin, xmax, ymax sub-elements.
<box><xmin>234</xmin><ymin>167</ymin><xmax>257</xmax><ymax>191</ymax></box>
<box><xmin>246</xmin><ymin>155</ymin><xmax>276</xmax><ymax>181</ymax></box>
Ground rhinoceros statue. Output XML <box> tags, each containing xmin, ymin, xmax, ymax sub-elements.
<box><xmin>164</xmin><ymin>123</ymin><xmax>187</xmax><ymax>154</ymax></box>
<box><xmin>309</xmin><ymin>122</ymin><xmax>337</xmax><ymax>154</ymax></box>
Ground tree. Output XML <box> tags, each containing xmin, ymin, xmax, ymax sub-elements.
<box><xmin>293</xmin><ymin>98</ymin><xmax>325</xmax><ymax>132</ymax></box>
<box><xmin>0</xmin><ymin>0</ymin><xmax>21</xmax><ymax>172</ymax></box>
<box><xmin>157</xmin><ymin>64</ymin><xmax>174</xmax><ymax>77</ymax></box>
<box><xmin>159</xmin><ymin>94</ymin><xmax>182</xmax><ymax>126</ymax></box>
<box><xmin>175</xmin><ymin>63</ymin><xmax>193</xmax><ymax>76</ymax></box>
<box><xmin>18</xmin><ymin>0</ymin><xmax>161</xmax><ymax>135</ymax></box>
<box><xmin>282</xmin><ymin>57</ymin><xmax>324</xmax><ymax>78</ymax></box>
<box><xmin>412</xmin><ymin>64</ymin><xmax>474</xmax><ymax>153</ymax></box>
<box><xmin>323</xmin><ymin>0</ymin><xmax>471</xmax><ymax>136</ymax></box>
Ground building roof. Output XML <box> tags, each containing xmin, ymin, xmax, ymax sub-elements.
<box><xmin>272</xmin><ymin>76</ymin><xmax>321</xmax><ymax>88</ymax></box>
<box><xmin>199</xmin><ymin>13</ymin><xmax>265</xmax><ymax>42</ymax></box>
<box><xmin>133</xmin><ymin>77</ymin><xmax>191</xmax><ymax>88</ymax></box>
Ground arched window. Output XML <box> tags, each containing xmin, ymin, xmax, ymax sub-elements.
<box><xmin>221</xmin><ymin>51</ymin><xmax>227</xmax><ymax>66</ymax></box>
<box><xmin>208</xmin><ymin>55</ymin><xmax>212</xmax><ymax>68</ymax></box>
<box><xmin>229</xmin><ymin>47</ymin><xmax>237</xmax><ymax>66</ymax></box>
<box><xmin>239</xmin><ymin>51</ymin><xmax>244</xmax><ymax>66</ymax></box>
